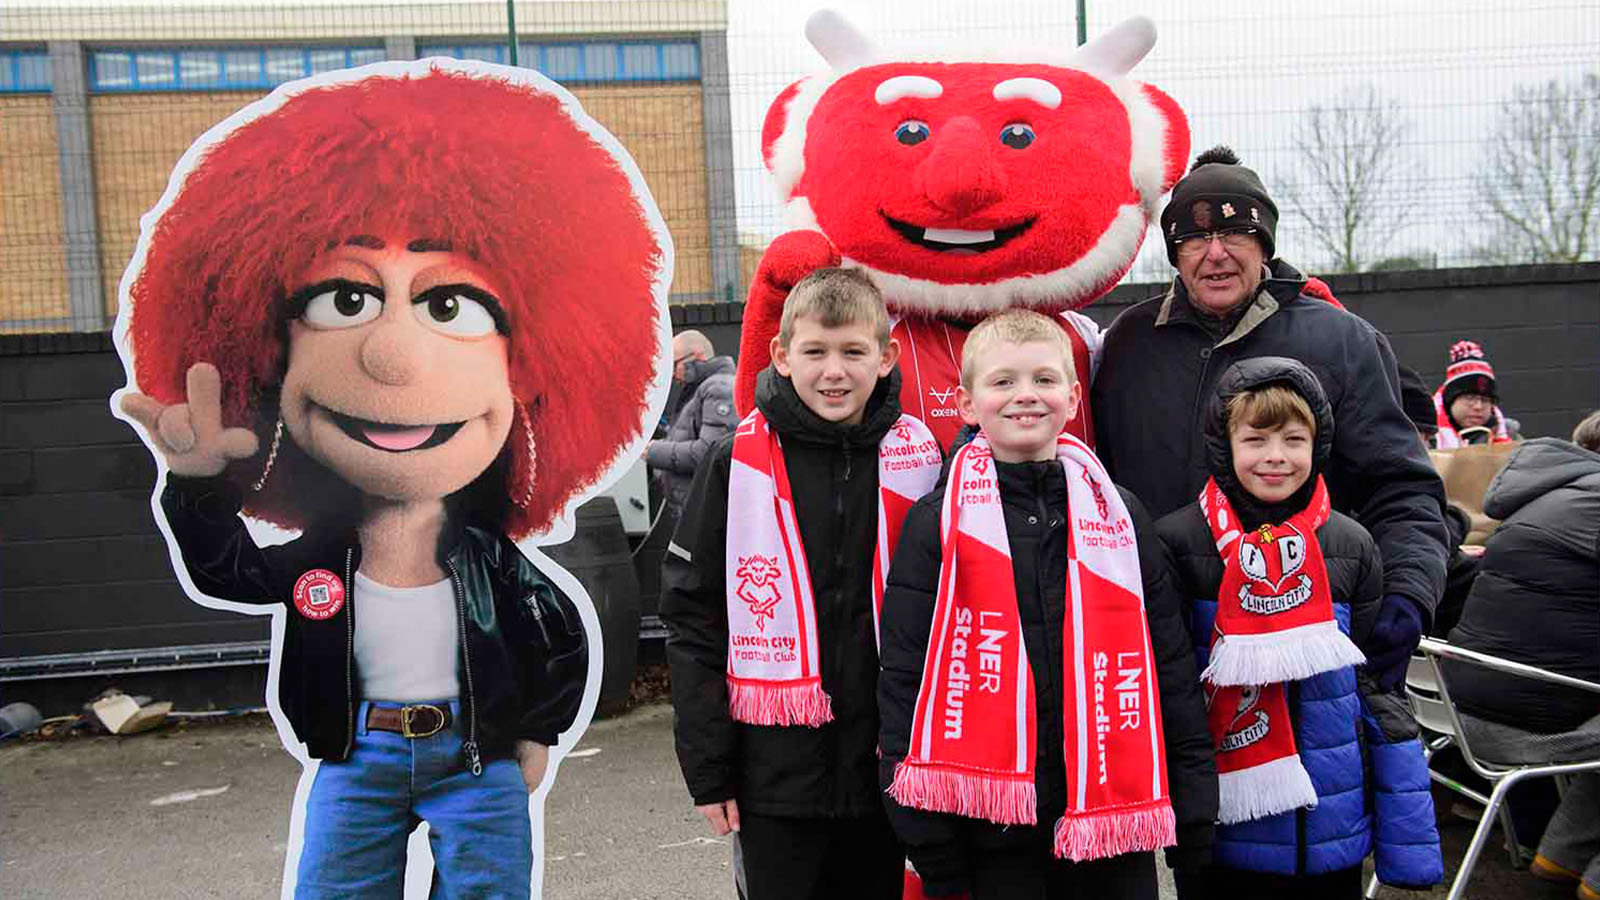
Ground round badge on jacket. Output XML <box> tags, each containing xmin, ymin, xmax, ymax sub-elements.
<box><xmin>292</xmin><ymin>569</ymin><xmax>346</xmax><ymax>620</ymax></box>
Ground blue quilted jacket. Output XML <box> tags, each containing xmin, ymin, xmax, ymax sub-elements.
<box><xmin>1158</xmin><ymin>502</ymin><xmax>1444</xmax><ymax>887</ymax></box>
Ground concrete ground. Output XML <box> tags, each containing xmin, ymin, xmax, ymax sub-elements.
<box><xmin>0</xmin><ymin>702</ymin><xmax>1574</xmax><ymax>899</ymax></box>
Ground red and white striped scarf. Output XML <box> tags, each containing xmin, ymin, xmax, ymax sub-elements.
<box><xmin>890</xmin><ymin>433</ymin><xmax>1175</xmax><ymax>861</ymax></box>
<box><xmin>725</xmin><ymin>409</ymin><xmax>941</xmax><ymax>727</ymax></box>
<box><xmin>1431</xmin><ymin>389</ymin><xmax>1512</xmax><ymax>448</ymax></box>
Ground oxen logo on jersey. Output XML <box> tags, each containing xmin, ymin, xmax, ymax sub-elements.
<box><xmin>928</xmin><ymin>385</ymin><xmax>957</xmax><ymax>405</ymax></box>
<box><xmin>734</xmin><ymin>554</ymin><xmax>785</xmax><ymax>631</ymax></box>
<box><xmin>1236</xmin><ymin>523</ymin><xmax>1312</xmax><ymax>614</ymax></box>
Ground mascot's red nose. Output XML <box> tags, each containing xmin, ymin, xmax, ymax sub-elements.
<box><xmin>919</xmin><ymin>116</ymin><xmax>1006</xmax><ymax>218</ymax></box>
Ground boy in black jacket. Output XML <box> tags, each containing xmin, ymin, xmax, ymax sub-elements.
<box><xmin>879</xmin><ymin>309</ymin><xmax>1216</xmax><ymax>899</ymax></box>
<box><xmin>662</xmin><ymin>268</ymin><xmax>942</xmax><ymax>900</ymax></box>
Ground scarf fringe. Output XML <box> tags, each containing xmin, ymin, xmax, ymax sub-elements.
<box><xmin>1217</xmin><ymin>754</ymin><xmax>1319</xmax><ymax>824</ymax></box>
<box><xmin>1202</xmin><ymin>621</ymin><xmax>1366</xmax><ymax>686</ymax></box>
<box><xmin>1052</xmin><ymin>799</ymin><xmax>1177</xmax><ymax>862</ymax></box>
<box><xmin>888</xmin><ymin>760</ymin><xmax>1038</xmax><ymax>826</ymax></box>
<box><xmin>726</xmin><ymin>676</ymin><xmax>833</xmax><ymax>727</ymax></box>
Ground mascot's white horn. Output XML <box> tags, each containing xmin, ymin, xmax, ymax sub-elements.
<box><xmin>805</xmin><ymin>9</ymin><xmax>880</xmax><ymax>71</ymax></box>
<box><xmin>1071</xmin><ymin>15</ymin><xmax>1157</xmax><ymax>77</ymax></box>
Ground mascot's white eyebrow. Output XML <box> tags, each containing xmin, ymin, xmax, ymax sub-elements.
<box><xmin>875</xmin><ymin>75</ymin><xmax>943</xmax><ymax>104</ymax></box>
<box><xmin>992</xmin><ymin>78</ymin><xmax>1062</xmax><ymax>109</ymax></box>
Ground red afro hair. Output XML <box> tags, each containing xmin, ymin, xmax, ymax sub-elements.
<box><xmin>127</xmin><ymin>67</ymin><xmax>667</xmax><ymax>539</ymax></box>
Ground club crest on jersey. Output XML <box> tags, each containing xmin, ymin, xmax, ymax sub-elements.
<box><xmin>1236</xmin><ymin>523</ymin><xmax>1312</xmax><ymax>614</ymax></box>
<box><xmin>734</xmin><ymin>554</ymin><xmax>785</xmax><ymax>631</ymax></box>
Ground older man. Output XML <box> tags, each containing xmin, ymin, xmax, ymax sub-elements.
<box><xmin>649</xmin><ymin>330</ymin><xmax>738</xmax><ymax>519</ymax></box>
<box><xmin>1091</xmin><ymin>147</ymin><xmax>1449</xmax><ymax>691</ymax></box>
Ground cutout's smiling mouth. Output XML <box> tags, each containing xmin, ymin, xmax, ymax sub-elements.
<box><xmin>883</xmin><ymin>214</ymin><xmax>1034</xmax><ymax>253</ymax></box>
<box><xmin>324</xmin><ymin>407</ymin><xmax>465</xmax><ymax>453</ymax></box>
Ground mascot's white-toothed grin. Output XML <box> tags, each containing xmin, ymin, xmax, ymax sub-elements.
<box><xmin>881</xmin><ymin>213</ymin><xmax>1035</xmax><ymax>254</ymax></box>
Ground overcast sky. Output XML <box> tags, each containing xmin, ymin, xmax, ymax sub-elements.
<box><xmin>724</xmin><ymin>0</ymin><xmax>1600</xmax><ymax>275</ymax></box>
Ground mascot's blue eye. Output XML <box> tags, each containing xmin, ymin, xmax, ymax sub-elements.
<box><xmin>895</xmin><ymin>120</ymin><xmax>930</xmax><ymax>145</ymax></box>
<box><xmin>1000</xmin><ymin>123</ymin><xmax>1035</xmax><ymax>149</ymax></box>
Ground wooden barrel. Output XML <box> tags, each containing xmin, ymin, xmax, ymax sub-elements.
<box><xmin>542</xmin><ymin>497</ymin><xmax>641</xmax><ymax>716</ymax></box>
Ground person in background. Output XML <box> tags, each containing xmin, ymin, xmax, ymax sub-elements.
<box><xmin>648</xmin><ymin>329</ymin><xmax>739</xmax><ymax>520</ymax></box>
<box><xmin>1432</xmin><ymin>340</ymin><xmax>1518</xmax><ymax>448</ymax></box>
<box><xmin>1397</xmin><ymin>364</ymin><xmax>1482</xmax><ymax>636</ymax></box>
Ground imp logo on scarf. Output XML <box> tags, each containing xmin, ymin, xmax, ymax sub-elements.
<box><xmin>967</xmin><ymin>443</ymin><xmax>992</xmax><ymax>475</ymax></box>
<box><xmin>893</xmin><ymin>421</ymin><xmax>914</xmax><ymax>442</ymax></box>
<box><xmin>1239</xmin><ymin>523</ymin><xmax>1307</xmax><ymax>592</ymax></box>
<box><xmin>734</xmin><ymin>554</ymin><xmax>785</xmax><ymax>631</ymax></box>
<box><xmin>1217</xmin><ymin>684</ymin><xmax>1272</xmax><ymax>752</ymax></box>
<box><xmin>1081</xmin><ymin>469</ymin><xmax>1109</xmax><ymax>521</ymax></box>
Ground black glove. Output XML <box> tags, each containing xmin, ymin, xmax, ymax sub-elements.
<box><xmin>909</xmin><ymin>842</ymin><xmax>970</xmax><ymax>898</ymax></box>
<box><xmin>1361</xmin><ymin>595</ymin><xmax>1424</xmax><ymax>692</ymax></box>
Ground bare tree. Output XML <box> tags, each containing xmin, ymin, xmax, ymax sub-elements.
<box><xmin>1288</xmin><ymin>85</ymin><xmax>1416</xmax><ymax>273</ymax></box>
<box><xmin>1477</xmin><ymin>73</ymin><xmax>1600</xmax><ymax>264</ymax></box>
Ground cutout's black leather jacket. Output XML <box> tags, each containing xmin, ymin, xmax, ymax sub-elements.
<box><xmin>161</xmin><ymin>475</ymin><xmax>587</xmax><ymax>768</ymax></box>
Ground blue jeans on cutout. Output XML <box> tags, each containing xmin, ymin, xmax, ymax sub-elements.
<box><xmin>295</xmin><ymin>700</ymin><xmax>532</xmax><ymax>899</ymax></box>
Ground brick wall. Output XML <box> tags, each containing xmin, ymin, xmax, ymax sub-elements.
<box><xmin>0</xmin><ymin>82</ymin><xmax>713</xmax><ymax>329</ymax></box>
<box><xmin>0</xmin><ymin>96</ymin><xmax>69</xmax><ymax>331</ymax></box>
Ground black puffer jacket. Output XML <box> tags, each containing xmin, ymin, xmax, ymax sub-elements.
<box><xmin>160</xmin><ymin>475</ymin><xmax>587</xmax><ymax>765</ymax></box>
<box><xmin>878</xmin><ymin>462</ymin><xmax>1216</xmax><ymax>890</ymax></box>
<box><xmin>1446</xmin><ymin>438</ymin><xmax>1600</xmax><ymax>733</ymax></box>
<box><xmin>661</xmin><ymin>366</ymin><xmax>906</xmax><ymax>817</ymax></box>
<box><xmin>1091</xmin><ymin>261</ymin><xmax>1448</xmax><ymax>623</ymax></box>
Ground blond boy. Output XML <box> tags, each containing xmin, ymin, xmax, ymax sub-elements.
<box><xmin>879</xmin><ymin>310</ymin><xmax>1216</xmax><ymax>899</ymax></box>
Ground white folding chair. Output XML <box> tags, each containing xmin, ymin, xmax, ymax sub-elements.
<box><xmin>1408</xmin><ymin>638</ymin><xmax>1600</xmax><ymax>900</ymax></box>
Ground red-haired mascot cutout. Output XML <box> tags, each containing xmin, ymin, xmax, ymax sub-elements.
<box><xmin>110</xmin><ymin>60</ymin><xmax>672</xmax><ymax>899</ymax></box>
<box><xmin>736</xmin><ymin>12</ymin><xmax>1191</xmax><ymax>450</ymax></box>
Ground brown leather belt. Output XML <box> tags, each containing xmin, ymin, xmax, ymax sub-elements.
<box><xmin>366</xmin><ymin>704</ymin><xmax>452</xmax><ymax>739</ymax></box>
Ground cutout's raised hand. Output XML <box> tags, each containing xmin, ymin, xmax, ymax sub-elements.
<box><xmin>120</xmin><ymin>363</ymin><xmax>260</xmax><ymax>477</ymax></box>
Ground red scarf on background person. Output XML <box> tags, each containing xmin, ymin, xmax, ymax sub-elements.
<box><xmin>890</xmin><ymin>433</ymin><xmax>1175</xmax><ymax>861</ymax></box>
<box><xmin>1199</xmin><ymin>476</ymin><xmax>1358</xmax><ymax>823</ymax></box>
<box><xmin>1199</xmin><ymin>477</ymin><xmax>1364</xmax><ymax>687</ymax></box>
<box><xmin>725</xmin><ymin>409</ymin><xmax>941</xmax><ymax>727</ymax></box>
<box><xmin>1430</xmin><ymin>389</ymin><xmax>1512</xmax><ymax>448</ymax></box>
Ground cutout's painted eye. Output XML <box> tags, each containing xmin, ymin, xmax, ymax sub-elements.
<box><xmin>895</xmin><ymin>120</ymin><xmax>930</xmax><ymax>145</ymax></box>
<box><xmin>301</xmin><ymin>282</ymin><xmax>382</xmax><ymax>329</ymax></box>
<box><xmin>414</xmin><ymin>290</ymin><xmax>498</xmax><ymax>337</ymax></box>
<box><xmin>1000</xmin><ymin>123</ymin><xmax>1035</xmax><ymax>149</ymax></box>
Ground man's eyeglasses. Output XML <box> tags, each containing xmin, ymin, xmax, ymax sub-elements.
<box><xmin>1173</xmin><ymin>227</ymin><xmax>1259</xmax><ymax>260</ymax></box>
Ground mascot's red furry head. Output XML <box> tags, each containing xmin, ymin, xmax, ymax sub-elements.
<box><xmin>735</xmin><ymin>12</ymin><xmax>1190</xmax><ymax>416</ymax></box>
<box><xmin>121</xmin><ymin>64</ymin><xmax>671</xmax><ymax>539</ymax></box>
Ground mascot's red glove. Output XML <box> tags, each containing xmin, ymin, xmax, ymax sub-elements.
<box><xmin>734</xmin><ymin>229</ymin><xmax>841</xmax><ymax>415</ymax></box>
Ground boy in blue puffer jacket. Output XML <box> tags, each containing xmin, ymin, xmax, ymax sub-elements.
<box><xmin>1156</xmin><ymin>357</ymin><xmax>1442</xmax><ymax>899</ymax></box>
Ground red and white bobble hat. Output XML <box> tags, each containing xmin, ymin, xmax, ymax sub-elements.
<box><xmin>1443</xmin><ymin>340</ymin><xmax>1496</xmax><ymax>400</ymax></box>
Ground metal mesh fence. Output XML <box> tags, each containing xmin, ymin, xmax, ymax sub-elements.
<box><xmin>2</xmin><ymin>0</ymin><xmax>1597</xmax><ymax>333</ymax></box>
